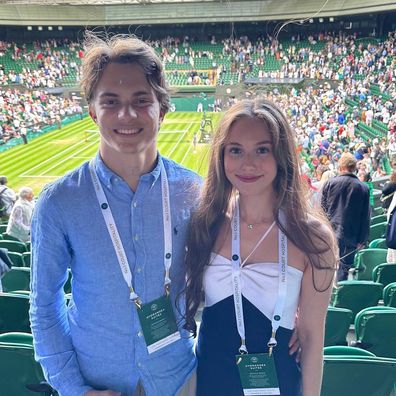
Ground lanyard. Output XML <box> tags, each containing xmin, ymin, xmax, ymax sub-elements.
<box><xmin>89</xmin><ymin>159</ymin><xmax>172</xmax><ymax>308</ymax></box>
<box><xmin>231</xmin><ymin>195</ymin><xmax>288</xmax><ymax>356</ymax></box>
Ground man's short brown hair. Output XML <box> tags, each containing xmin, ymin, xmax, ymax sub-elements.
<box><xmin>338</xmin><ymin>153</ymin><xmax>357</xmax><ymax>173</ymax></box>
<box><xmin>80</xmin><ymin>31</ymin><xmax>170</xmax><ymax>114</ymax></box>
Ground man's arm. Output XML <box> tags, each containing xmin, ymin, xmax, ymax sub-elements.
<box><xmin>358</xmin><ymin>187</ymin><xmax>371</xmax><ymax>246</ymax></box>
<box><xmin>29</xmin><ymin>192</ymin><xmax>93</xmax><ymax>396</ymax></box>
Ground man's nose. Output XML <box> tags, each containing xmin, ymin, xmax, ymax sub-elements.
<box><xmin>118</xmin><ymin>105</ymin><xmax>137</xmax><ymax>120</ymax></box>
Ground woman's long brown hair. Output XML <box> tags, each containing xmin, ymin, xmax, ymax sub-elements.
<box><xmin>183</xmin><ymin>98</ymin><xmax>337</xmax><ymax>336</ymax></box>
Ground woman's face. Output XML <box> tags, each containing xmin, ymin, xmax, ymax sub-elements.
<box><xmin>223</xmin><ymin>117</ymin><xmax>277</xmax><ymax>200</ymax></box>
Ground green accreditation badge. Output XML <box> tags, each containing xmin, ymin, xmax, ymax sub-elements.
<box><xmin>137</xmin><ymin>295</ymin><xmax>181</xmax><ymax>354</ymax></box>
<box><xmin>236</xmin><ymin>353</ymin><xmax>280</xmax><ymax>396</ymax></box>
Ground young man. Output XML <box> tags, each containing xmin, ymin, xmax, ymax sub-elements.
<box><xmin>30</xmin><ymin>33</ymin><xmax>200</xmax><ymax>396</ymax></box>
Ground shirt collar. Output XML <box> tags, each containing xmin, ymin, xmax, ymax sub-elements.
<box><xmin>93</xmin><ymin>152</ymin><xmax>163</xmax><ymax>188</ymax></box>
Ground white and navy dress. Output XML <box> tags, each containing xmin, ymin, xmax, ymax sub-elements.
<box><xmin>196</xmin><ymin>242</ymin><xmax>303</xmax><ymax>396</ymax></box>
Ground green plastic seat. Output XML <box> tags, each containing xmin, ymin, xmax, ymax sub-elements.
<box><xmin>0</xmin><ymin>224</ymin><xmax>7</xmax><ymax>234</ymax></box>
<box><xmin>1</xmin><ymin>233</ymin><xmax>22</xmax><ymax>242</ymax></box>
<box><xmin>368</xmin><ymin>238</ymin><xmax>387</xmax><ymax>249</ymax></box>
<box><xmin>1</xmin><ymin>267</ymin><xmax>30</xmax><ymax>292</ymax></box>
<box><xmin>352</xmin><ymin>248</ymin><xmax>387</xmax><ymax>280</ymax></box>
<box><xmin>353</xmin><ymin>306</ymin><xmax>396</xmax><ymax>358</ymax></box>
<box><xmin>0</xmin><ymin>332</ymin><xmax>33</xmax><ymax>347</ymax></box>
<box><xmin>0</xmin><ymin>292</ymin><xmax>31</xmax><ymax>333</ymax></box>
<box><xmin>22</xmin><ymin>252</ymin><xmax>31</xmax><ymax>267</ymax></box>
<box><xmin>368</xmin><ymin>222</ymin><xmax>387</xmax><ymax>243</ymax></box>
<box><xmin>321</xmin><ymin>355</ymin><xmax>396</xmax><ymax>396</ymax></box>
<box><xmin>7</xmin><ymin>251</ymin><xmax>25</xmax><ymax>267</ymax></box>
<box><xmin>0</xmin><ymin>240</ymin><xmax>28</xmax><ymax>254</ymax></box>
<box><xmin>324</xmin><ymin>346</ymin><xmax>376</xmax><ymax>357</ymax></box>
<box><xmin>331</xmin><ymin>281</ymin><xmax>383</xmax><ymax>321</ymax></box>
<box><xmin>0</xmin><ymin>342</ymin><xmax>55</xmax><ymax>395</ymax></box>
<box><xmin>383</xmin><ymin>282</ymin><xmax>396</xmax><ymax>307</ymax></box>
<box><xmin>372</xmin><ymin>263</ymin><xmax>396</xmax><ymax>287</ymax></box>
<box><xmin>370</xmin><ymin>214</ymin><xmax>387</xmax><ymax>226</ymax></box>
<box><xmin>324</xmin><ymin>307</ymin><xmax>353</xmax><ymax>347</ymax></box>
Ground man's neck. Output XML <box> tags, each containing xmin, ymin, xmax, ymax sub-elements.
<box><xmin>100</xmin><ymin>150</ymin><xmax>158</xmax><ymax>192</ymax></box>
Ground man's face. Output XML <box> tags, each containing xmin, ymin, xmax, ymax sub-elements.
<box><xmin>89</xmin><ymin>62</ymin><xmax>164</xmax><ymax>164</ymax></box>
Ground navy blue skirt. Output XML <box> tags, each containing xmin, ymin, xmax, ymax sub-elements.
<box><xmin>196</xmin><ymin>296</ymin><xmax>302</xmax><ymax>396</ymax></box>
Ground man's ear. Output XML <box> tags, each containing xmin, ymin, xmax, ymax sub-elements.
<box><xmin>159</xmin><ymin>110</ymin><xmax>166</xmax><ymax>126</ymax></box>
<box><xmin>89</xmin><ymin>107</ymin><xmax>97</xmax><ymax>123</ymax></box>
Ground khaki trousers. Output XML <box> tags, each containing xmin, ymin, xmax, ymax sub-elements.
<box><xmin>133</xmin><ymin>371</ymin><xmax>196</xmax><ymax>396</ymax></box>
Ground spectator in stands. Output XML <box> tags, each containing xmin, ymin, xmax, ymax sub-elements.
<box><xmin>6</xmin><ymin>186</ymin><xmax>34</xmax><ymax>243</ymax></box>
<box><xmin>381</xmin><ymin>169</ymin><xmax>396</xmax><ymax>211</ymax></box>
<box><xmin>321</xmin><ymin>153</ymin><xmax>370</xmax><ymax>281</ymax></box>
<box><xmin>29</xmin><ymin>33</ymin><xmax>199</xmax><ymax>396</ymax></box>
<box><xmin>0</xmin><ymin>175</ymin><xmax>16</xmax><ymax>219</ymax></box>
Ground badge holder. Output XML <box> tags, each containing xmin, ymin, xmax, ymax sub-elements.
<box><xmin>236</xmin><ymin>336</ymin><xmax>280</xmax><ymax>396</ymax></box>
<box><xmin>135</xmin><ymin>273</ymin><xmax>180</xmax><ymax>354</ymax></box>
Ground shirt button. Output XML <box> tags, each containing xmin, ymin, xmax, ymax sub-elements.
<box><xmin>134</xmin><ymin>234</ymin><xmax>139</xmax><ymax>241</ymax></box>
<box><xmin>136</xmin><ymin>267</ymin><xmax>142</xmax><ymax>273</ymax></box>
<box><xmin>133</xmin><ymin>201</ymin><xmax>137</xmax><ymax>208</ymax></box>
<box><xmin>137</xmin><ymin>362</ymin><xmax>142</xmax><ymax>367</ymax></box>
<box><xmin>137</xmin><ymin>331</ymin><xmax>143</xmax><ymax>337</ymax></box>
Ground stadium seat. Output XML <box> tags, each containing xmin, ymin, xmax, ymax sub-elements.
<box><xmin>0</xmin><ymin>292</ymin><xmax>31</xmax><ymax>333</ymax></box>
<box><xmin>372</xmin><ymin>263</ymin><xmax>396</xmax><ymax>287</ymax></box>
<box><xmin>331</xmin><ymin>281</ymin><xmax>383</xmax><ymax>321</ymax></box>
<box><xmin>22</xmin><ymin>252</ymin><xmax>31</xmax><ymax>267</ymax></box>
<box><xmin>323</xmin><ymin>346</ymin><xmax>376</xmax><ymax>357</ymax></box>
<box><xmin>0</xmin><ymin>338</ymin><xmax>55</xmax><ymax>395</ymax></box>
<box><xmin>370</xmin><ymin>214</ymin><xmax>387</xmax><ymax>226</ymax></box>
<box><xmin>383</xmin><ymin>282</ymin><xmax>396</xmax><ymax>307</ymax></box>
<box><xmin>368</xmin><ymin>222</ymin><xmax>387</xmax><ymax>243</ymax></box>
<box><xmin>324</xmin><ymin>307</ymin><xmax>353</xmax><ymax>347</ymax></box>
<box><xmin>7</xmin><ymin>251</ymin><xmax>25</xmax><ymax>267</ymax></box>
<box><xmin>368</xmin><ymin>238</ymin><xmax>387</xmax><ymax>249</ymax></box>
<box><xmin>1</xmin><ymin>233</ymin><xmax>22</xmax><ymax>242</ymax></box>
<box><xmin>352</xmin><ymin>306</ymin><xmax>396</xmax><ymax>358</ymax></box>
<box><xmin>0</xmin><ymin>240</ymin><xmax>28</xmax><ymax>254</ymax></box>
<box><xmin>0</xmin><ymin>224</ymin><xmax>7</xmax><ymax>234</ymax></box>
<box><xmin>0</xmin><ymin>332</ymin><xmax>33</xmax><ymax>346</ymax></box>
<box><xmin>1</xmin><ymin>267</ymin><xmax>30</xmax><ymax>292</ymax></box>
<box><xmin>372</xmin><ymin>208</ymin><xmax>385</xmax><ymax>218</ymax></box>
<box><xmin>321</xmin><ymin>355</ymin><xmax>396</xmax><ymax>396</ymax></box>
<box><xmin>351</xmin><ymin>248</ymin><xmax>387</xmax><ymax>280</ymax></box>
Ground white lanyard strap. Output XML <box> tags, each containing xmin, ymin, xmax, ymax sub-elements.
<box><xmin>231</xmin><ymin>195</ymin><xmax>288</xmax><ymax>355</ymax></box>
<box><xmin>267</xmin><ymin>230</ymin><xmax>288</xmax><ymax>355</ymax></box>
<box><xmin>161</xmin><ymin>166</ymin><xmax>172</xmax><ymax>295</ymax></box>
<box><xmin>89</xmin><ymin>159</ymin><xmax>172</xmax><ymax>306</ymax></box>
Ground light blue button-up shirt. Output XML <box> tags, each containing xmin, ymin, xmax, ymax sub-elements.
<box><xmin>29</xmin><ymin>153</ymin><xmax>201</xmax><ymax>396</ymax></box>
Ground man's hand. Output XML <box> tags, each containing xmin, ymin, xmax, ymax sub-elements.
<box><xmin>85</xmin><ymin>391</ymin><xmax>121</xmax><ymax>396</ymax></box>
<box><xmin>288</xmin><ymin>327</ymin><xmax>301</xmax><ymax>363</ymax></box>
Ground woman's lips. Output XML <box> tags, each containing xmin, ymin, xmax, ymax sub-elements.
<box><xmin>236</xmin><ymin>175</ymin><xmax>262</xmax><ymax>183</ymax></box>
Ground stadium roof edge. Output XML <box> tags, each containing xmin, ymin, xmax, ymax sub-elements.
<box><xmin>0</xmin><ymin>0</ymin><xmax>396</xmax><ymax>26</ymax></box>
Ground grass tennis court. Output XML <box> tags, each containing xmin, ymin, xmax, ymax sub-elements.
<box><xmin>0</xmin><ymin>112</ymin><xmax>222</xmax><ymax>195</ymax></box>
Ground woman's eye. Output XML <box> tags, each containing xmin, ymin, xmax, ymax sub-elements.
<box><xmin>229</xmin><ymin>147</ymin><xmax>241</xmax><ymax>154</ymax></box>
<box><xmin>257</xmin><ymin>146</ymin><xmax>270</xmax><ymax>154</ymax></box>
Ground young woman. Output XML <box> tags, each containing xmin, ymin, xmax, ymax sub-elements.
<box><xmin>185</xmin><ymin>99</ymin><xmax>337</xmax><ymax>396</ymax></box>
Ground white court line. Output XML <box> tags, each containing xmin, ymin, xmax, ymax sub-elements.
<box><xmin>166</xmin><ymin>123</ymin><xmax>191</xmax><ymax>158</ymax></box>
<box><xmin>21</xmin><ymin>175</ymin><xmax>63</xmax><ymax>179</ymax></box>
<box><xmin>20</xmin><ymin>138</ymin><xmax>91</xmax><ymax>177</ymax></box>
<box><xmin>159</xmin><ymin>130</ymin><xmax>186</xmax><ymax>134</ymax></box>
<box><xmin>180</xmin><ymin>140</ymin><xmax>194</xmax><ymax>165</ymax></box>
<box><xmin>40</xmin><ymin>139</ymin><xmax>99</xmax><ymax>176</ymax></box>
<box><xmin>162</xmin><ymin>120</ymin><xmax>201</xmax><ymax>124</ymax></box>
